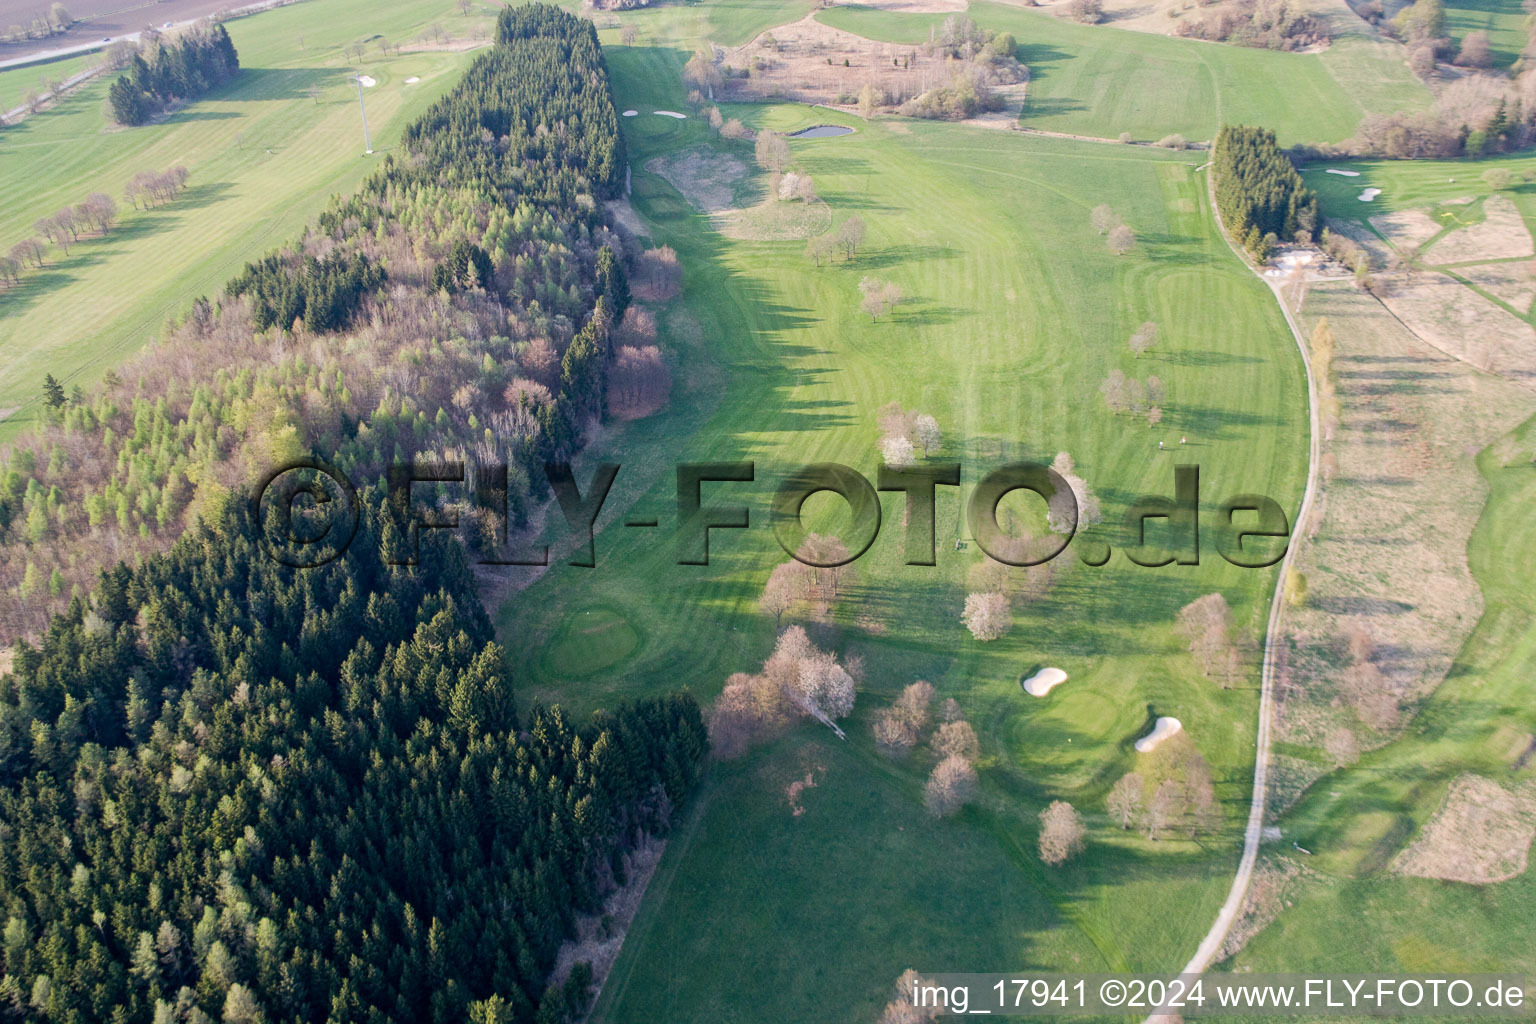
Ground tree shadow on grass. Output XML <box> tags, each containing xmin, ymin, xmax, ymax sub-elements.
<box><xmin>0</xmin><ymin>181</ymin><xmax>235</xmax><ymax>317</ymax></box>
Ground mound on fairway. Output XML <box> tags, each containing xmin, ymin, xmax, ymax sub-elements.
<box><xmin>1023</xmin><ymin>667</ymin><xmax>1069</xmax><ymax>696</ymax></box>
<box><xmin>542</xmin><ymin>607</ymin><xmax>643</xmax><ymax>679</ymax></box>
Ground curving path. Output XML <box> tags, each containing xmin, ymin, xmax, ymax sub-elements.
<box><xmin>1157</xmin><ymin>163</ymin><xmax>1324</xmax><ymax>989</ymax></box>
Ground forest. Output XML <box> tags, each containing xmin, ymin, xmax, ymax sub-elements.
<box><xmin>0</xmin><ymin>7</ymin><xmax>708</xmax><ymax>1023</ymax></box>
<box><xmin>0</xmin><ymin>3</ymin><xmax>651</xmax><ymax>639</ymax></box>
<box><xmin>107</xmin><ymin>24</ymin><xmax>241</xmax><ymax>127</ymax></box>
<box><xmin>1213</xmin><ymin>124</ymin><xmax>1318</xmax><ymax>256</ymax></box>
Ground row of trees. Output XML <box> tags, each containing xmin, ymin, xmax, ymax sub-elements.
<box><xmin>2</xmin><ymin>3</ymin><xmax>70</xmax><ymax>43</ymax></box>
<box><xmin>108</xmin><ymin>23</ymin><xmax>240</xmax><ymax>126</ymax></box>
<box><xmin>1213</xmin><ymin>125</ymin><xmax>1318</xmax><ymax>256</ymax></box>
<box><xmin>1</xmin><ymin>9</ymin><xmax>713</xmax><ymax>1023</ymax></box>
<box><xmin>2</xmin><ymin>191</ymin><xmax>121</xmax><ymax>286</ymax></box>
<box><xmin>0</xmin><ymin>3</ymin><xmax>639</xmax><ymax>638</ymax></box>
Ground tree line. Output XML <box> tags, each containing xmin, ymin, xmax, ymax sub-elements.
<box><xmin>1213</xmin><ymin>125</ymin><xmax>1318</xmax><ymax>258</ymax></box>
<box><xmin>0</xmin><ymin>4</ymin><xmax>667</xmax><ymax>638</ymax></box>
<box><xmin>108</xmin><ymin>22</ymin><xmax>240</xmax><ymax>126</ymax></box>
<box><xmin>0</xmin><ymin>485</ymin><xmax>707</xmax><ymax>1024</ymax></box>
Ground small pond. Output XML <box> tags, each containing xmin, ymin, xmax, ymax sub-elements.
<box><xmin>788</xmin><ymin>125</ymin><xmax>853</xmax><ymax>139</ymax></box>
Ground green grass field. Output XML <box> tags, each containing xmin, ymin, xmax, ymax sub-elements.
<box><xmin>816</xmin><ymin>2</ymin><xmax>1429</xmax><ymax>147</ymax></box>
<box><xmin>479</xmin><ymin>29</ymin><xmax>1313</xmax><ymax>1022</ymax></box>
<box><xmin>1302</xmin><ymin>152</ymin><xmax>1536</xmax><ymax>224</ymax></box>
<box><xmin>0</xmin><ymin>0</ymin><xmax>495</xmax><ymax>438</ymax></box>
<box><xmin>1443</xmin><ymin>0</ymin><xmax>1528</xmax><ymax>70</ymax></box>
<box><xmin>1230</xmin><ymin>405</ymin><xmax>1536</xmax><ymax>981</ymax></box>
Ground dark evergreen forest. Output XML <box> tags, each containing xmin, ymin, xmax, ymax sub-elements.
<box><xmin>1</xmin><ymin>9</ymin><xmax>707</xmax><ymax>1023</ymax></box>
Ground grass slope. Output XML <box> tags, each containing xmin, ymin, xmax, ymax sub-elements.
<box><xmin>816</xmin><ymin>1</ymin><xmax>1429</xmax><ymax>146</ymax></box>
<box><xmin>0</xmin><ymin>0</ymin><xmax>494</xmax><ymax>437</ymax></box>
<box><xmin>1230</xmin><ymin>404</ymin><xmax>1536</xmax><ymax>982</ymax></box>
<box><xmin>492</xmin><ymin>34</ymin><xmax>1309</xmax><ymax>1023</ymax></box>
<box><xmin>1443</xmin><ymin>0</ymin><xmax>1528</xmax><ymax>69</ymax></box>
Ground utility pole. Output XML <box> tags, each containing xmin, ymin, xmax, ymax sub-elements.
<box><xmin>352</xmin><ymin>75</ymin><xmax>373</xmax><ymax>155</ymax></box>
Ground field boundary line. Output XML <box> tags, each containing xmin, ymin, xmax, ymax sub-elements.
<box><xmin>1156</xmin><ymin>157</ymin><xmax>1323</xmax><ymax>987</ymax></box>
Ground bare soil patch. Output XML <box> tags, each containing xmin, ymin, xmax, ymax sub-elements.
<box><xmin>1273</xmin><ymin>282</ymin><xmax>1536</xmax><ymax>802</ymax></box>
<box><xmin>1426</xmin><ymin>194</ymin><xmax>1534</xmax><ymax>265</ymax></box>
<box><xmin>644</xmin><ymin>147</ymin><xmax>747</xmax><ymax>213</ymax></box>
<box><xmin>1379</xmin><ymin>271</ymin><xmax>1536</xmax><ymax>383</ymax></box>
<box><xmin>1394</xmin><ymin>774</ymin><xmax>1536</xmax><ymax>883</ymax></box>
<box><xmin>1457</xmin><ymin>259</ymin><xmax>1536</xmax><ymax>315</ymax></box>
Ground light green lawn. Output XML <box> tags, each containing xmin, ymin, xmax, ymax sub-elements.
<box><xmin>495</xmin><ymin>33</ymin><xmax>1310</xmax><ymax>1023</ymax></box>
<box><xmin>0</xmin><ymin>0</ymin><xmax>497</xmax><ymax>437</ymax></box>
<box><xmin>816</xmin><ymin>1</ymin><xmax>1430</xmax><ymax>146</ymax></box>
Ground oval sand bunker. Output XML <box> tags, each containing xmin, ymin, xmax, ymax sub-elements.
<box><xmin>404</xmin><ymin>76</ymin><xmax>420</xmax><ymax>84</ymax></box>
<box><xmin>1022</xmin><ymin>667</ymin><xmax>1068</xmax><ymax>697</ymax></box>
<box><xmin>1359</xmin><ymin>188</ymin><xmax>1381</xmax><ymax>201</ymax></box>
<box><xmin>622</xmin><ymin>109</ymin><xmax>638</xmax><ymax>116</ymax></box>
<box><xmin>1135</xmin><ymin>717</ymin><xmax>1182</xmax><ymax>753</ymax></box>
<box><xmin>356</xmin><ymin>75</ymin><xmax>377</xmax><ymax>87</ymax></box>
<box><xmin>653</xmin><ymin>110</ymin><xmax>686</xmax><ymax>119</ymax></box>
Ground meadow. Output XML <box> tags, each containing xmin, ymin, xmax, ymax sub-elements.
<box><xmin>1443</xmin><ymin>0</ymin><xmax>1529</xmax><ymax>69</ymax></box>
<box><xmin>486</xmin><ymin>27</ymin><xmax>1310</xmax><ymax>1021</ymax></box>
<box><xmin>0</xmin><ymin>0</ymin><xmax>495</xmax><ymax>437</ymax></box>
<box><xmin>815</xmin><ymin>2</ymin><xmax>1429</xmax><ymax>147</ymax></box>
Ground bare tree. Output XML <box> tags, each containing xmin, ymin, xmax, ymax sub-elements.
<box><xmin>1143</xmin><ymin>779</ymin><xmax>1179</xmax><ymax>839</ymax></box>
<box><xmin>457</xmin><ymin>0</ymin><xmax>473</xmax><ymax>14</ymax></box>
<box><xmin>913</xmin><ymin>413</ymin><xmax>941</xmax><ymax>455</ymax></box>
<box><xmin>1107</xmin><ymin>772</ymin><xmax>1142</xmax><ymax>829</ymax></box>
<box><xmin>1107</xmin><ymin>223</ymin><xmax>1136</xmax><ymax>256</ymax></box>
<box><xmin>10</xmin><ymin>238</ymin><xmax>45</xmax><ymax>268</ymax></box>
<box><xmin>1177</xmin><ymin>593</ymin><xmax>1238</xmax><ymax>686</ymax></box>
<box><xmin>805</xmin><ymin>233</ymin><xmax>836</xmax><ymax>266</ymax></box>
<box><xmin>932</xmin><ymin>719</ymin><xmax>979</xmax><ymax>762</ymax></box>
<box><xmin>761</xmin><ymin>560</ymin><xmax>807</xmax><ymax>626</ymax></box>
<box><xmin>924</xmin><ymin>754</ymin><xmax>978</xmax><ymax>817</ymax></box>
<box><xmin>1456</xmin><ymin>29</ymin><xmax>1492</xmax><ymax>67</ymax></box>
<box><xmin>1090</xmin><ymin>204</ymin><xmax>1118</xmax><ymax>235</ymax></box>
<box><xmin>880</xmin><ymin>434</ymin><xmax>916</xmax><ymax>468</ymax></box>
<box><xmin>962</xmin><ymin>591</ymin><xmax>1010</xmax><ymax>641</ymax></box>
<box><xmin>1128</xmin><ymin>321</ymin><xmax>1158</xmax><ymax>357</ymax></box>
<box><xmin>859</xmin><ymin>276</ymin><xmax>903</xmax><ymax>321</ymax></box>
<box><xmin>873</xmin><ymin>680</ymin><xmax>934</xmax><ymax>756</ymax></box>
<box><xmin>1037</xmin><ymin>800</ymin><xmax>1086</xmax><ymax>865</ymax></box>
<box><xmin>836</xmin><ymin>215</ymin><xmax>866</xmax><ymax>258</ymax></box>
<box><xmin>754</xmin><ymin>130</ymin><xmax>792</xmax><ymax>172</ymax></box>
<box><xmin>620</xmin><ymin>24</ymin><xmax>638</xmax><ymax>46</ymax></box>
<box><xmin>683</xmin><ymin>48</ymin><xmax>723</xmax><ymax>102</ymax></box>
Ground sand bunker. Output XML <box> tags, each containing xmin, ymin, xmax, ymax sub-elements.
<box><xmin>404</xmin><ymin>76</ymin><xmax>420</xmax><ymax>84</ymax></box>
<box><xmin>1326</xmin><ymin>168</ymin><xmax>1361</xmax><ymax>177</ymax></box>
<box><xmin>654</xmin><ymin>110</ymin><xmax>686</xmax><ymax>119</ymax></box>
<box><xmin>1023</xmin><ymin>667</ymin><xmax>1068</xmax><ymax>697</ymax></box>
<box><xmin>1135</xmin><ymin>717</ymin><xmax>1182</xmax><ymax>753</ymax></box>
<box><xmin>356</xmin><ymin>75</ymin><xmax>376</xmax><ymax>87</ymax></box>
<box><xmin>622</xmin><ymin>109</ymin><xmax>637</xmax><ymax>116</ymax></box>
<box><xmin>1394</xmin><ymin>774</ymin><xmax>1536</xmax><ymax>884</ymax></box>
<box><xmin>1359</xmin><ymin>188</ymin><xmax>1381</xmax><ymax>202</ymax></box>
